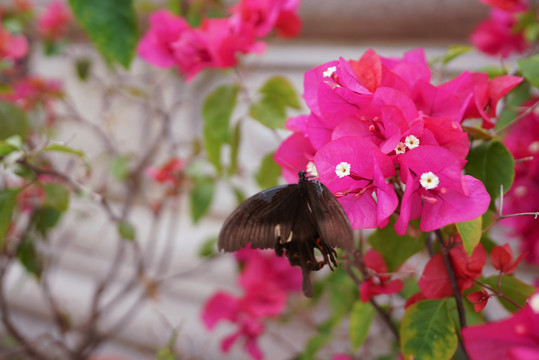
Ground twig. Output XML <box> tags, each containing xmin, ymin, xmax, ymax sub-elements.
<box><xmin>434</xmin><ymin>231</ymin><xmax>467</xmax><ymax>329</ymax></box>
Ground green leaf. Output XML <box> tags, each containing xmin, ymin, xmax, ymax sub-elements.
<box><xmin>259</xmin><ymin>76</ymin><xmax>301</xmax><ymax>109</ymax></box>
<box><xmin>517</xmin><ymin>53</ymin><xmax>539</xmax><ymax>89</ymax></box>
<box><xmin>232</xmin><ymin>186</ymin><xmax>246</xmax><ymax>205</ymax></box>
<box><xmin>400</xmin><ymin>299</ymin><xmax>458</xmax><ymax>360</ymax></box>
<box><xmin>0</xmin><ymin>101</ymin><xmax>29</xmax><ymax>141</ymax></box>
<box><xmin>497</xmin><ymin>82</ymin><xmax>531</xmax><ymax>130</ymax></box>
<box><xmin>482</xmin><ymin>275</ymin><xmax>536</xmax><ymax>313</ymax></box>
<box><xmin>249</xmin><ymin>94</ymin><xmax>287</xmax><ymax>129</ymax></box>
<box><xmin>68</xmin><ymin>0</ymin><xmax>138</xmax><ymax>68</ymax></box>
<box><xmin>75</xmin><ymin>57</ymin><xmax>92</xmax><ymax>82</ymax></box>
<box><xmin>17</xmin><ymin>236</ymin><xmax>41</xmax><ymax>278</ymax></box>
<box><xmin>189</xmin><ymin>177</ymin><xmax>215</xmax><ymax>223</ymax></box>
<box><xmin>118</xmin><ymin>220</ymin><xmax>136</xmax><ymax>241</ymax></box>
<box><xmin>43</xmin><ymin>184</ymin><xmax>70</xmax><ymax>212</ymax></box>
<box><xmin>198</xmin><ymin>236</ymin><xmax>217</xmax><ymax>258</ymax></box>
<box><xmin>442</xmin><ymin>45</ymin><xmax>472</xmax><ymax>65</ymax></box>
<box><xmin>465</xmin><ymin>140</ymin><xmax>515</xmax><ymax>205</ymax></box>
<box><xmin>111</xmin><ymin>155</ymin><xmax>131</xmax><ymax>181</ymax></box>
<box><xmin>456</xmin><ymin>216</ymin><xmax>482</xmax><ymax>257</ymax></box>
<box><xmin>368</xmin><ymin>217</ymin><xmax>425</xmax><ymax>272</ymax></box>
<box><xmin>202</xmin><ymin>84</ymin><xmax>239</xmax><ymax>173</ymax></box>
<box><xmin>32</xmin><ymin>206</ymin><xmax>62</xmax><ymax>235</ymax></box>
<box><xmin>349</xmin><ymin>300</ymin><xmax>375</xmax><ymax>349</ymax></box>
<box><xmin>0</xmin><ymin>188</ymin><xmax>20</xmax><ymax>248</ymax></box>
<box><xmin>41</xmin><ymin>144</ymin><xmax>86</xmax><ymax>158</ymax></box>
<box><xmin>228</xmin><ymin>122</ymin><xmax>241</xmax><ymax>176</ymax></box>
<box><xmin>255</xmin><ymin>152</ymin><xmax>281</xmax><ymax>189</ymax></box>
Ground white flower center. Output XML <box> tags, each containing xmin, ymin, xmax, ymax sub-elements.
<box><xmin>395</xmin><ymin>142</ymin><xmax>407</xmax><ymax>154</ymax></box>
<box><xmin>335</xmin><ymin>162</ymin><xmax>351</xmax><ymax>178</ymax></box>
<box><xmin>323</xmin><ymin>66</ymin><xmax>337</xmax><ymax>78</ymax></box>
<box><xmin>530</xmin><ymin>293</ymin><xmax>539</xmax><ymax>313</ymax></box>
<box><xmin>514</xmin><ymin>185</ymin><xmax>527</xmax><ymax>198</ymax></box>
<box><xmin>405</xmin><ymin>135</ymin><xmax>420</xmax><ymax>149</ymax></box>
<box><xmin>306</xmin><ymin>161</ymin><xmax>318</xmax><ymax>177</ymax></box>
<box><xmin>420</xmin><ymin>171</ymin><xmax>439</xmax><ymax>190</ymax></box>
<box><xmin>529</xmin><ymin>141</ymin><xmax>539</xmax><ymax>154</ymax></box>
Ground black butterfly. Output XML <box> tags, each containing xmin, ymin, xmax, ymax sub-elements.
<box><xmin>218</xmin><ymin>171</ymin><xmax>355</xmax><ymax>297</ymax></box>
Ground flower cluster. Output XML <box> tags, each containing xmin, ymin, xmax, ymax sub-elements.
<box><xmin>275</xmin><ymin>48</ymin><xmax>522</xmax><ymax>235</ymax></box>
<box><xmin>470</xmin><ymin>0</ymin><xmax>530</xmax><ymax>58</ymax></box>
<box><xmin>359</xmin><ymin>249</ymin><xmax>403</xmax><ymax>302</ymax></box>
<box><xmin>0</xmin><ymin>19</ymin><xmax>28</xmax><ymax>61</ymax></box>
<box><xmin>138</xmin><ymin>0</ymin><xmax>301</xmax><ymax>80</ymax></box>
<box><xmin>202</xmin><ymin>247</ymin><xmax>302</xmax><ymax>360</ymax></box>
<box><xmin>501</xmin><ymin>99</ymin><xmax>539</xmax><ymax>266</ymax></box>
<box><xmin>37</xmin><ymin>0</ymin><xmax>71</xmax><ymax>41</ymax></box>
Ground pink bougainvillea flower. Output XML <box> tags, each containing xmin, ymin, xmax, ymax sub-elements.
<box><xmin>229</xmin><ymin>0</ymin><xmax>302</xmax><ymax>39</ymax></box>
<box><xmin>314</xmin><ymin>136</ymin><xmax>398</xmax><ymax>229</ymax></box>
<box><xmin>470</xmin><ymin>8</ymin><xmax>529</xmax><ymax>58</ymax></box>
<box><xmin>202</xmin><ymin>292</ymin><xmax>265</xmax><ymax>360</ymax></box>
<box><xmin>137</xmin><ymin>10</ymin><xmax>190</xmax><ymax>68</ymax></box>
<box><xmin>0</xmin><ymin>20</ymin><xmax>28</xmax><ymax>61</ymax></box>
<box><xmin>467</xmin><ymin>289</ymin><xmax>491</xmax><ymax>312</ymax></box>
<box><xmin>418</xmin><ymin>241</ymin><xmax>486</xmax><ymax>299</ymax></box>
<box><xmin>360</xmin><ymin>249</ymin><xmax>403</xmax><ymax>302</ymax></box>
<box><xmin>145</xmin><ymin>157</ymin><xmax>185</xmax><ymax>186</ymax></box>
<box><xmin>491</xmin><ymin>243</ymin><xmax>527</xmax><ymax>274</ymax></box>
<box><xmin>37</xmin><ymin>0</ymin><xmax>72</xmax><ymax>40</ymax></box>
<box><xmin>463</xmin><ymin>291</ymin><xmax>539</xmax><ymax>360</ymax></box>
<box><xmin>236</xmin><ymin>247</ymin><xmax>302</xmax><ymax>294</ymax></box>
<box><xmin>480</xmin><ymin>0</ymin><xmax>528</xmax><ymax>12</ymax></box>
<box><xmin>395</xmin><ymin>145</ymin><xmax>490</xmax><ymax>235</ymax></box>
<box><xmin>379</xmin><ymin>48</ymin><xmax>432</xmax><ymax>94</ymax></box>
<box><xmin>332</xmin><ymin>355</ymin><xmax>354</xmax><ymax>360</ymax></box>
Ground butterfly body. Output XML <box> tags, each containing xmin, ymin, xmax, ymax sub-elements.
<box><xmin>218</xmin><ymin>171</ymin><xmax>354</xmax><ymax>297</ymax></box>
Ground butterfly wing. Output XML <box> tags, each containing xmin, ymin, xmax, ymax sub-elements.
<box><xmin>218</xmin><ymin>184</ymin><xmax>302</xmax><ymax>252</ymax></box>
<box><xmin>305</xmin><ymin>179</ymin><xmax>355</xmax><ymax>251</ymax></box>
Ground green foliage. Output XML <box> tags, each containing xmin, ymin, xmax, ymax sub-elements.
<box><xmin>33</xmin><ymin>207</ymin><xmax>62</xmax><ymax>236</ymax></box>
<box><xmin>0</xmin><ymin>101</ymin><xmax>29</xmax><ymax>141</ymax></box>
<box><xmin>349</xmin><ymin>300</ymin><xmax>375</xmax><ymax>349</ymax></box>
<box><xmin>189</xmin><ymin>177</ymin><xmax>215</xmax><ymax>223</ymax></box>
<box><xmin>16</xmin><ymin>236</ymin><xmax>41</xmax><ymax>279</ymax></box>
<box><xmin>400</xmin><ymin>299</ymin><xmax>458</xmax><ymax>360</ymax></box>
<box><xmin>41</xmin><ymin>144</ymin><xmax>86</xmax><ymax>159</ymax></box>
<box><xmin>442</xmin><ymin>45</ymin><xmax>472</xmax><ymax>65</ymax></box>
<box><xmin>228</xmin><ymin>122</ymin><xmax>241</xmax><ymax>176</ymax></box>
<box><xmin>255</xmin><ymin>152</ymin><xmax>281</xmax><ymax>189</ymax></box>
<box><xmin>517</xmin><ymin>53</ymin><xmax>539</xmax><ymax>89</ymax></box>
<box><xmin>202</xmin><ymin>84</ymin><xmax>239</xmax><ymax>174</ymax></box>
<box><xmin>368</xmin><ymin>217</ymin><xmax>426</xmax><ymax>272</ymax></box>
<box><xmin>465</xmin><ymin>140</ymin><xmax>515</xmax><ymax>207</ymax></box>
<box><xmin>75</xmin><ymin>57</ymin><xmax>92</xmax><ymax>82</ymax></box>
<box><xmin>43</xmin><ymin>184</ymin><xmax>70</xmax><ymax>212</ymax></box>
<box><xmin>250</xmin><ymin>76</ymin><xmax>300</xmax><ymax>129</ymax></box>
<box><xmin>117</xmin><ymin>220</ymin><xmax>136</xmax><ymax>241</ymax></box>
<box><xmin>110</xmin><ymin>155</ymin><xmax>131</xmax><ymax>181</ymax></box>
<box><xmin>68</xmin><ymin>0</ymin><xmax>138</xmax><ymax>68</ymax></box>
<box><xmin>198</xmin><ymin>236</ymin><xmax>218</xmax><ymax>258</ymax></box>
<box><xmin>497</xmin><ymin>82</ymin><xmax>531</xmax><ymax>130</ymax></box>
<box><xmin>456</xmin><ymin>216</ymin><xmax>482</xmax><ymax>257</ymax></box>
<box><xmin>482</xmin><ymin>275</ymin><xmax>536</xmax><ymax>313</ymax></box>
<box><xmin>0</xmin><ymin>188</ymin><xmax>20</xmax><ymax>248</ymax></box>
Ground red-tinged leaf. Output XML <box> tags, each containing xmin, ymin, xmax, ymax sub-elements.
<box><xmin>418</xmin><ymin>253</ymin><xmax>453</xmax><ymax>299</ymax></box>
<box><xmin>450</xmin><ymin>242</ymin><xmax>486</xmax><ymax>280</ymax></box>
<box><xmin>349</xmin><ymin>49</ymin><xmax>381</xmax><ymax>93</ymax></box>
<box><xmin>490</xmin><ymin>244</ymin><xmax>513</xmax><ymax>272</ymax></box>
<box><xmin>363</xmin><ymin>249</ymin><xmax>387</xmax><ymax>274</ymax></box>
<box><xmin>405</xmin><ymin>291</ymin><xmax>427</xmax><ymax>309</ymax></box>
<box><xmin>506</xmin><ymin>252</ymin><xmax>527</xmax><ymax>274</ymax></box>
<box><xmin>466</xmin><ymin>290</ymin><xmax>490</xmax><ymax>312</ymax></box>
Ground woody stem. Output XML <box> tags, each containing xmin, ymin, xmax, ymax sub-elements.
<box><xmin>434</xmin><ymin>230</ymin><xmax>467</xmax><ymax>329</ymax></box>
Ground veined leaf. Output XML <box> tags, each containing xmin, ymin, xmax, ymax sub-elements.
<box><xmin>349</xmin><ymin>300</ymin><xmax>375</xmax><ymax>349</ymax></box>
<box><xmin>456</xmin><ymin>216</ymin><xmax>482</xmax><ymax>257</ymax></box>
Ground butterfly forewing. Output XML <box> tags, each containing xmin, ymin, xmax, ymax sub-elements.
<box><xmin>218</xmin><ymin>184</ymin><xmax>301</xmax><ymax>251</ymax></box>
<box><xmin>305</xmin><ymin>180</ymin><xmax>355</xmax><ymax>251</ymax></box>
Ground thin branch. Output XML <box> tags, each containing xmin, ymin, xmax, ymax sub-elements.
<box><xmin>434</xmin><ymin>231</ymin><xmax>467</xmax><ymax>329</ymax></box>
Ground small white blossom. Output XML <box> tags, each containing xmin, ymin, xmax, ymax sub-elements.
<box><xmin>394</xmin><ymin>142</ymin><xmax>407</xmax><ymax>154</ymax></box>
<box><xmin>530</xmin><ymin>293</ymin><xmax>539</xmax><ymax>313</ymax></box>
<box><xmin>405</xmin><ymin>135</ymin><xmax>420</xmax><ymax>149</ymax></box>
<box><xmin>306</xmin><ymin>161</ymin><xmax>318</xmax><ymax>177</ymax></box>
<box><xmin>420</xmin><ymin>171</ymin><xmax>439</xmax><ymax>190</ymax></box>
<box><xmin>323</xmin><ymin>66</ymin><xmax>337</xmax><ymax>78</ymax></box>
<box><xmin>335</xmin><ymin>162</ymin><xmax>351</xmax><ymax>178</ymax></box>
<box><xmin>529</xmin><ymin>141</ymin><xmax>539</xmax><ymax>154</ymax></box>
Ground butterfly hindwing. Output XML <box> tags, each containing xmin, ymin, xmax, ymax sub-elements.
<box><xmin>305</xmin><ymin>179</ymin><xmax>355</xmax><ymax>251</ymax></box>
